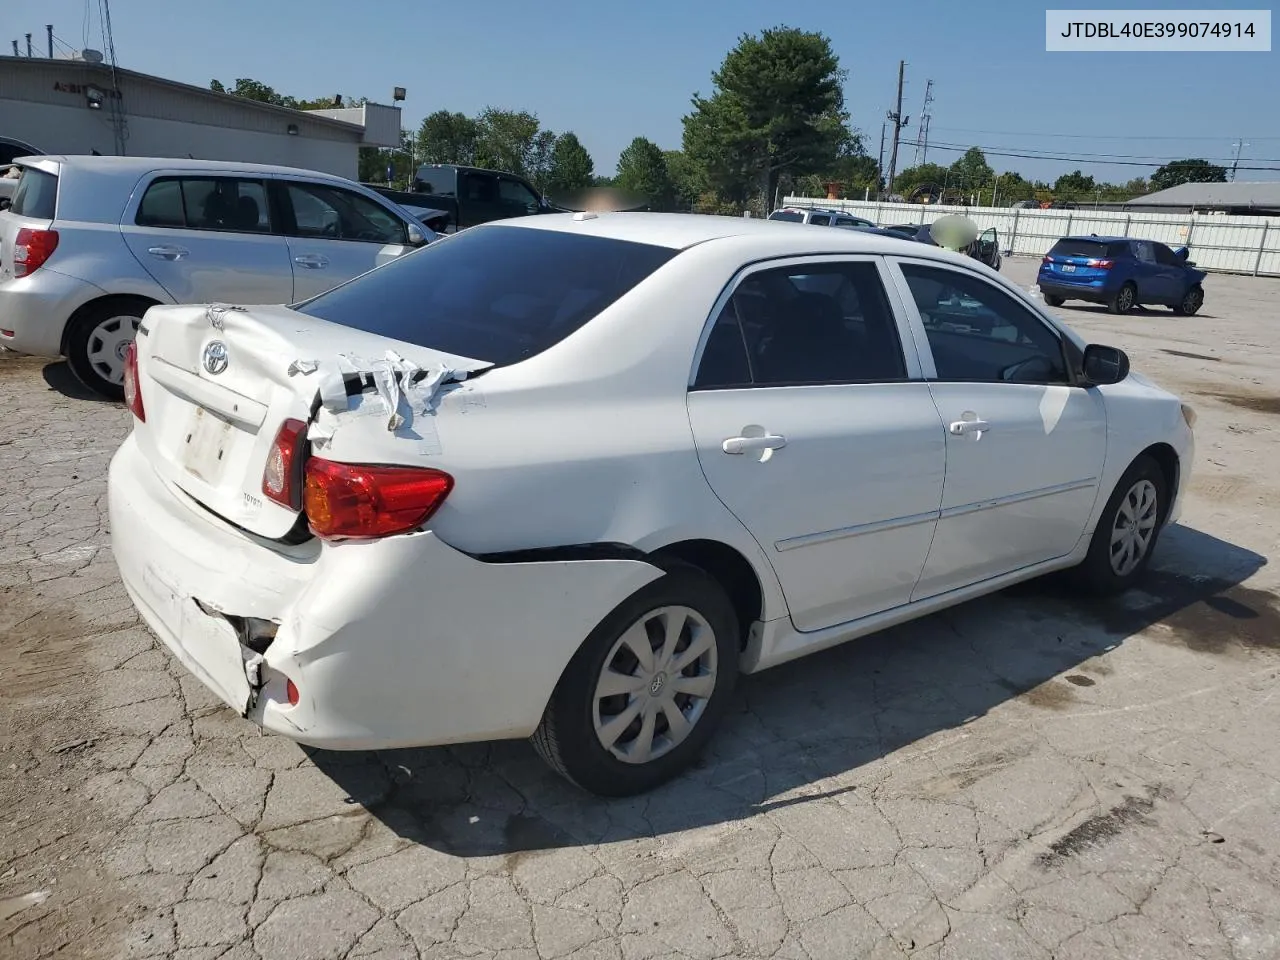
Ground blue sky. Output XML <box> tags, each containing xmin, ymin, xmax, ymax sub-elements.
<box><xmin>7</xmin><ymin>0</ymin><xmax>1278</xmax><ymax>183</ymax></box>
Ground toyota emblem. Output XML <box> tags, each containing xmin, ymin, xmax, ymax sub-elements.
<box><xmin>202</xmin><ymin>340</ymin><xmax>229</xmax><ymax>375</ymax></box>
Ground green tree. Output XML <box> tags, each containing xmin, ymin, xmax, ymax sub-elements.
<box><xmin>527</xmin><ymin>129</ymin><xmax>559</xmax><ymax>192</ymax></box>
<box><xmin>1122</xmin><ymin>176</ymin><xmax>1150</xmax><ymax>197</ymax></box>
<box><xmin>663</xmin><ymin>150</ymin><xmax>704</xmax><ymax>211</ymax></box>
<box><xmin>416</xmin><ymin>110</ymin><xmax>479</xmax><ymax>166</ymax></box>
<box><xmin>545</xmin><ymin>133</ymin><xmax>595</xmax><ymax>197</ymax></box>
<box><xmin>948</xmin><ymin>148</ymin><xmax>995</xmax><ymax>194</ymax></box>
<box><xmin>890</xmin><ymin>163</ymin><xmax>950</xmax><ymax>200</ymax></box>
<box><xmin>473</xmin><ymin>108</ymin><xmax>542</xmax><ymax>176</ymax></box>
<box><xmin>1053</xmin><ymin>169</ymin><xmax>1097</xmax><ymax>200</ymax></box>
<box><xmin>1150</xmin><ymin>158</ymin><xmax>1227</xmax><ymax>191</ymax></box>
<box><xmin>616</xmin><ymin>137</ymin><xmax>674</xmax><ymax>209</ymax></box>
<box><xmin>682</xmin><ymin>26</ymin><xmax>850</xmax><ymax>214</ymax></box>
<box><xmin>992</xmin><ymin>171</ymin><xmax>1035</xmax><ymax>205</ymax></box>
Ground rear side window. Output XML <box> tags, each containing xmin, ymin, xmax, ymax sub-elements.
<box><xmin>1049</xmin><ymin>239</ymin><xmax>1121</xmax><ymax>259</ymax></box>
<box><xmin>295</xmin><ymin>225</ymin><xmax>678</xmax><ymax>366</ymax></box>
<box><xmin>768</xmin><ymin>211</ymin><xmax>803</xmax><ymax>222</ymax></box>
<box><xmin>808</xmin><ymin>213</ymin><xmax>831</xmax><ymax>226</ymax></box>
<box><xmin>136</xmin><ymin>177</ymin><xmax>271</xmax><ymax>233</ymax></box>
<box><xmin>9</xmin><ymin>168</ymin><xmax>58</xmax><ymax>219</ymax></box>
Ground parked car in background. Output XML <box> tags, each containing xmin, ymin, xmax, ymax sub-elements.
<box><xmin>109</xmin><ymin>213</ymin><xmax>1192</xmax><ymax>796</ymax></box>
<box><xmin>394</xmin><ymin>163</ymin><xmax>558</xmax><ymax>233</ymax></box>
<box><xmin>862</xmin><ymin>222</ymin><xmax>1002</xmax><ymax>271</ymax></box>
<box><xmin>0</xmin><ymin>164</ymin><xmax>20</xmax><ymax>207</ymax></box>
<box><xmin>361</xmin><ymin>186</ymin><xmax>453</xmax><ymax>234</ymax></box>
<box><xmin>768</xmin><ymin>207</ymin><xmax>876</xmax><ymax>229</ymax></box>
<box><xmin>0</xmin><ymin>156</ymin><xmax>433</xmax><ymax>398</ymax></box>
<box><xmin>1038</xmin><ymin>236</ymin><xmax>1207</xmax><ymax>315</ymax></box>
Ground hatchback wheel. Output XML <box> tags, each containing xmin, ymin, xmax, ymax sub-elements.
<box><xmin>66</xmin><ymin>300</ymin><xmax>152</xmax><ymax>401</ymax></box>
<box><xmin>1043</xmin><ymin>294</ymin><xmax>1065</xmax><ymax>307</ymax></box>
<box><xmin>1075</xmin><ymin>455</ymin><xmax>1167</xmax><ymax>594</ymax></box>
<box><xmin>532</xmin><ymin>562</ymin><xmax>739</xmax><ymax>796</ymax></box>
<box><xmin>1108</xmin><ymin>282</ymin><xmax>1137</xmax><ymax>315</ymax></box>
<box><xmin>1173</xmin><ymin>285</ymin><xmax>1204</xmax><ymax>316</ymax></box>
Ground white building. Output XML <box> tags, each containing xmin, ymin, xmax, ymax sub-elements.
<box><xmin>0</xmin><ymin>55</ymin><xmax>402</xmax><ymax>179</ymax></box>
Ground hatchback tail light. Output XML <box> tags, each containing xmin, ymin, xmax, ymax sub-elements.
<box><xmin>123</xmin><ymin>343</ymin><xmax>145</xmax><ymax>421</ymax></box>
<box><xmin>1086</xmin><ymin>258</ymin><xmax>1114</xmax><ymax>269</ymax></box>
<box><xmin>13</xmin><ymin>228</ymin><xmax>59</xmax><ymax>277</ymax></box>
<box><xmin>262</xmin><ymin>419</ymin><xmax>308</xmax><ymax>510</ymax></box>
<box><xmin>1042</xmin><ymin>255</ymin><xmax>1053</xmax><ymax>265</ymax></box>
<box><xmin>304</xmin><ymin>458</ymin><xmax>453</xmax><ymax>541</ymax></box>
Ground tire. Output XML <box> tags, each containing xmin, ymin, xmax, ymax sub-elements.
<box><xmin>1043</xmin><ymin>294</ymin><xmax>1065</xmax><ymax>307</ymax></box>
<box><xmin>1173</xmin><ymin>285</ymin><xmax>1204</xmax><ymax>316</ymax></box>
<box><xmin>65</xmin><ymin>299</ymin><xmax>152</xmax><ymax>401</ymax></box>
<box><xmin>1074</xmin><ymin>455</ymin><xmax>1168</xmax><ymax>595</ymax></box>
<box><xmin>1107</xmin><ymin>282</ymin><xmax>1137</xmax><ymax>315</ymax></box>
<box><xmin>532</xmin><ymin>562</ymin><xmax>740</xmax><ymax>796</ymax></box>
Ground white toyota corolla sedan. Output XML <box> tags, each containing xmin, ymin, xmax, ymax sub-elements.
<box><xmin>108</xmin><ymin>213</ymin><xmax>1195</xmax><ymax>796</ymax></box>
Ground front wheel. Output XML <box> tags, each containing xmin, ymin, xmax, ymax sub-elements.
<box><xmin>1043</xmin><ymin>294</ymin><xmax>1065</xmax><ymax>307</ymax></box>
<box><xmin>1107</xmin><ymin>282</ymin><xmax>1137</xmax><ymax>315</ymax></box>
<box><xmin>1074</xmin><ymin>455</ymin><xmax>1168</xmax><ymax>595</ymax></box>
<box><xmin>532</xmin><ymin>563</ymin><xmax>740</xmax><ymax>796</ymax></box>
<box><xmin>1173</xmin><ymin>285</ymin><xmax>1204</xmax><ymax>316</ymax></box>
<box><xmin>65</xmin><ymin>300</ymin><xmax>151</xmax><ymax>401</ymax></box>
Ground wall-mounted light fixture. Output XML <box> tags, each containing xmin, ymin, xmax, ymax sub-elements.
<box><xmin>393</xmin><ymin>87</ymin><xmax>406</xmax><ymax>102</ymax></box>
<box><xmin>85</xmin><ymin>85</ymin><xmax>105</xmax><ymax>110</ymax></box>
<box><xmin>286</xmin><ymin>123</ymin><xmax>299</xmax><ymax>136</ymax></box>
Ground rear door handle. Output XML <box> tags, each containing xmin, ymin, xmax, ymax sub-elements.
<box><xmin>147</xmin><ymin>245</ymin><xmax>189</xmax><ymax>261</ymax></box>
<box><xmin>293</xmin><ymin>254</ymin><xmax>330</xmax><ymax>269</ymax></box>
<box><xmin>722</xmin><ymin>434</ymin><xmax>787</xmax><ymax>455</ymax></box>
<box><xmin>949</xmin><ymin>418</ymin><xmax>990</xmax><ymax>437</ymax></box>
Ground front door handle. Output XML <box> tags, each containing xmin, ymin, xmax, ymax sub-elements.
<box><xmin>722</xmin><ymin>434</ymin><xmax>787</xmax><ymax>455</ymax></box>
<box><xmin>949</xmin><ymin>418</ymin><xmax>990</xmax><ymax>437</ymax></box>
<box><xmin>293</xmin><ymin>254</ymin><xmax>330</xmax><ymax>269</ymax></box>
<box><xmin>147</xmin><ymin>245</ymin><xmax>189</xmax><ymax>261</ymax></box>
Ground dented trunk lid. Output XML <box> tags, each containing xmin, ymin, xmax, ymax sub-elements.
<box><xmin>133</xmin><ymin>303</ymin><xmax>490</xmax><ymax>540</ymax></box>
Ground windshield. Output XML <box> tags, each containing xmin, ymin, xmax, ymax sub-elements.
<box><xmin>768</xmin><ymin>211</ymin><xmax>804</xmax><ymax>222</ymax></box>
<box><xmin>296</xmin><ymin>225</ymin><xmax>678</xmax><ymax>366</ymax></box>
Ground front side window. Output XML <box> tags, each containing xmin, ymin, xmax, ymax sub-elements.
<box><xmin>285</xmin><ymin>183</ymin><xmax>406</xmax><ymax>245</ymax></box>
<box><xmin>899</xmin><ymin>262</ymin><xmax>1068</xmax><ymax>385</ymax></box>
<box><xmin>295</xmin><ymin>225</ymin><xmax>677</xmax><ymax>366</ymax></box>
<box><xmin>498</xmin><ymin>178</ymin><xmax>540</xmax><ymax>214</ymax></box>
<box><xmin>136</xmin><ymin>177</ymin><xmax>270</xmax><ymax>233</ymax></box>
<box><xmin>693</xmin><ymin>261</ymin><xmax>907</xmax><ymax>389</ymax></box>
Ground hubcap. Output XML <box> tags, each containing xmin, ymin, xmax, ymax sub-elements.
<box><xmin>1110</xmin><ymin>479</ymin><xmax>1159</xmax><ymax>576</ymax></box>
<box><xmin>592</xmin><ymin>605</ymin><xmax>718</xmax><ymax>765</ymax></box>
<box><xmin>1184</xmin><ymin>290</ymin><xmax>1202</xmax><ymax>312</ymax></box>
<box><xmin>86</xmin><ymin>315</ymin><xmax>141</xmax><ymax>385</ymax></box>
<box><xmin>1118</xmin><ymin>287</ymin><xmax>1134</xmax><ymax>311</ymax></box>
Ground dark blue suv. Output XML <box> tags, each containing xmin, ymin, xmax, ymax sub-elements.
<box><xmin>1038</xmin><ymin>236</ymin><xmax>1207</xmax><ymax>315</ymax></box>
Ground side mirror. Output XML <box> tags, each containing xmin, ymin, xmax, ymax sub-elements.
<box><xmin>406</xmin><ymin>222</ymin><xmax>428</xmax><ymax>247</ymax></box>
<box><xmin>1082</xmin><ymin>344</ymin><xmax>1130</xmax><ymax>385</ymax></box>
<box><xmin>1173</xmin><ymin>246</ymin><xmax>1189</xmax><ymax>260</ymax></box>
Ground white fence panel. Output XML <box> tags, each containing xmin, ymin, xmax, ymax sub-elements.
<box><xmin>781</xmin><ymin>197</ymin><xmax>1280</xmax><ymax>277</ymax></box>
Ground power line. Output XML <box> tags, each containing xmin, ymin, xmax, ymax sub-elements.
<box><xmin>926</xmin><ymin>125</ymin><xmax>1280</xmax><ymax>142</ymax></box>
<box><xmin>919</xmin><ymin>141</ymin><xmax>1280</xmax><ymax>171</ymax></box>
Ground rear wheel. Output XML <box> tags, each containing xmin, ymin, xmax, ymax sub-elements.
<box><xmin>532</xmin><ymin>563</ymin><xmax>739</xmax><ymax>796</ymax></box>
<box><xmin>1173</xmin><ymin>285</ymin><xmax>1204</xmax><ymax>316</ymax></box>
<box><xmin>1074</xmin><ymin>455</ymin><xmax>1168</xmax><ymax>595</ymax></box>
<box><xmin>1043</xmin><ymin>294</ymin><xmax>1065</xmax><ymax>307</ymax></box>
<box><xmin>65</xmin><ymin>299</ymin><xmax>152</xmax><ymax>401</ymax></box>
<box><xmin>1108</xmin><ymin>282</ymin><xmax>1137</xmax><ymax>315</ymax></box>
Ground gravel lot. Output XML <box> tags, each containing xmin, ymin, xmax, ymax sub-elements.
<box><xmin>2</xmin><ymin>256</ymin><xmax>1279</xmax><ymax>960</ymax></box>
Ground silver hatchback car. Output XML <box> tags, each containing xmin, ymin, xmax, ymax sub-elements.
<box><xmin>0</xmin><ymin>156</ymin><xmax>434</xmax><ymax>398</ymax></box>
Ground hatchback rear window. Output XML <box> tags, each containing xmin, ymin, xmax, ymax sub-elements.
<box><xmin>295</xmin><ymin>225</ymin><xmax>679</xmax><ymax>366</ymax></box>
<box><xmin>9</xmin><ymin>168</ymin><xmax>57</xmax><ymax>219</ymax></box>
<box><xmin>1049</xmin><ymin>239</ymin><xmax>1122</xmax><ymax>259</ymax></box>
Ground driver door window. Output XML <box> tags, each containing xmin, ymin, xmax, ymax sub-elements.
<box><xmin>284</xmin><ymin>183</ymin><xmax>406</xmax><ymax>245</ymax></box>
<box><xmin>498</xmin><ymin>177</ymin><xmax>541</xmax><ymax>215</ymax></box>
<box><xmin>899</xmin><ymin>262</ymin><xmax>1068</xmax><ymax>384</ymax></box>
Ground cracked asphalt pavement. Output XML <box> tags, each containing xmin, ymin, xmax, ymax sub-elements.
<box><xmin>2</xmin><ymin>259</ymin><xmax>1279</xmax><ymax>960</ymax></box>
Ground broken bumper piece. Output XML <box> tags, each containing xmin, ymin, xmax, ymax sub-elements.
<box><xmin>108</xmin><ymin>433</ymin><xmax>663</xmax><ymax>751</ymax></box>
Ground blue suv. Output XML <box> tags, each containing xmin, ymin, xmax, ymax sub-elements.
<box><xmin>1038</xmin><ymin>236</ymin><xmax>1207</xmax><ymax>315</ymax></box>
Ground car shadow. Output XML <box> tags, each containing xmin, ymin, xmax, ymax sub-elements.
<box><xmin>41</xmin><ymin>361</ymin><xmax>114</xmax><ymax>402</ymax></box>
<box><xmin>309</xmin><ymin>523</ymin><xmax>1270</xmax><ymax>857</ymax></box>
<box><xmin>1060</xmin><ymin>304</ymin><xmax>1217</xmax><ymax>321</ymax></box>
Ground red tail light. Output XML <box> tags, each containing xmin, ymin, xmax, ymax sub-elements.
<box><xmin>1086</xmin><ymin>258</ymin><xmax>1114</xmax><ymax>269</ymax></box>
<box><xmin>1042</xmin><ymin>255</ymin><xmax>1053</xmax><ymax>265</ymax></box>
<box><xmin>262</xmin><ymin>419</ymin><xmax>308</xmax><ymax>510</ymax></box>
<box><xmin>304</xmin><ymin>458</ymin><xmax>453</xmax><ymax>541</ymax></box>
<box><xmin>123</xmin><ymin>343</ymin><xmax>145</xmax><ymax>421</ymax></box>
<box><xmin>13</xmin><ymin>228</ymin><xmax>59</xmax><ymax>277</ymax></box>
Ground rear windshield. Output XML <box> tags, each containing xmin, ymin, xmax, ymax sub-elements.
<box><xmin>768</xmin><ymin>211</ymin><xmax>804</xmax><ymax>222</ymax></box>
<box><xmin>1049</xmin><ymin>239</ymin><xmax>1122</xmax><ymax>258</ymax></box>
<box><xmin>9</xmin><ymin>168</ymin><xmax>57</xmax><ymax>219</ymax></box>
<box><xmin>296</xmin><ymin>225</ymin><xmax>678</xmax><ymax>366</ymax></box>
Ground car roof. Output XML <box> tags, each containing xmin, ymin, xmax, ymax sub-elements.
<box><xmin>19</xmin><ymin>154</ymin><xmax>354</xmax><ymax>182</ymax></box>
<box><xmin>1059</xmin><ymin>235</ymin><xmax>1130</xmax><ymax>244</ymax></box>
<box><xmin>491</xmin><ymin>212</ymin><xmax>978</xmax><ymax>261</ymax></box>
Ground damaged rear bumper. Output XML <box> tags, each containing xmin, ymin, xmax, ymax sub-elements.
<box><xmin>108</xmin><ymin>433</ymin><xmax>664</xmax><ymax>750</ymax></box>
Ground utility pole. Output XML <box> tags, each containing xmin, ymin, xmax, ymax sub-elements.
<box><xmin>1230</xmin><ymin>140</ymin><xmax>1249</xmax><ymax>181</ymax></box>
<box><xmin>877</xmin><ymin>122</ymin><xmax>887</xmax><ymax>195</ymax></box>
<box><xmin>11</xmin><ymin>40</ymin><xmax>19</xmax><ymax>57</ymax></box>
<box><xmin>913</xmin><ymin>79</ymin><xmax>934</xmax><ymax>166</ymax></box>
<box><xmin>25</xmin><ymin>33</ymin><xmax>33</xmax><ymax>57</ymax></box>
<box><xmin>886</xmin><ymin>60</ymin><xmax>910</xmax><ymax>198</ymax></box>
<box><xmin>46</xmin><ymin>25</ymin><xmax>53</xmax><ymax>58</ymax></box>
